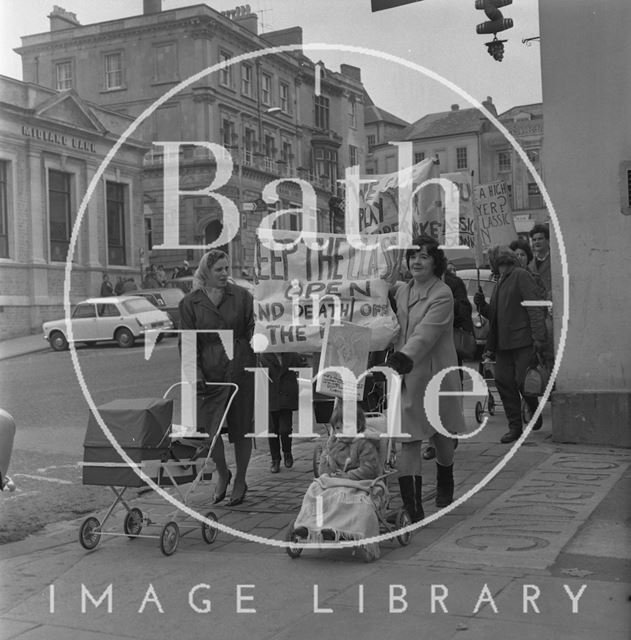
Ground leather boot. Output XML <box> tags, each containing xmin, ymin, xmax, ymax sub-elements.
<box><xmin>413</xmin><ymin>475</ymin><xmax>424</xmax><ymax>522</ymax></box>
<box><xmin>398</xmin><ymin>476</ymin><xmax>416</xmax><ymax>523</ymax></box>
<box><xmin>435</xmin><ymin>463</ymin><xmax>454</xmax><ymax>508</ymax></box>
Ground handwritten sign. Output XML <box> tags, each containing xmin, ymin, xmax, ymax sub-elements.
<box><xmin>253</xmin><ymin>231</ymin><xmax>401</xmax><ymax>352</ymax></box>
<box><xmin>473</xmin><ymin>181</ymin><xmax>518</xmax><ymax>251</ymax></box>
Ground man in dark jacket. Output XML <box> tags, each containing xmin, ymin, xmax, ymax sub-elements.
<box><xmin>474</xmin><ymin>246</ymin><xmax>546</xmax><ymax>443</ymax></box>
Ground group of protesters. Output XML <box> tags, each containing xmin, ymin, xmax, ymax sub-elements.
<box><xmin>179</xmin><ymin>224</ymin><xmax>553</xmax><ymax>532</ymax></box>
<box><xmin>98</xmin><ymin>260</ymin><xmax>194</xmax><ymax>297</ymax></box>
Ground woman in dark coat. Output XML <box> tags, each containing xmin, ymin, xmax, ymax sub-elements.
<box><xmin>179</xmin><ymin>249</ymin><xmax>255</xmax><ymax>506</ymax></box>
<box><xmin>259</xmin><ymin>352</ymin><xmax>304</xmax><ymax>473</ymax></box>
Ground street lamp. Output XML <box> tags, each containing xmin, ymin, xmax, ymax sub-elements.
<box><xmin>266</xmin><ymin>106</ymin><xmax>282</xmax><ymax>114</ymax></box>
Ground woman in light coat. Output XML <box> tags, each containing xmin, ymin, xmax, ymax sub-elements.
<box><xmin>386</xmin><ymin>235</ymin><xmax>465</xmax><ymax>521</ymax></box>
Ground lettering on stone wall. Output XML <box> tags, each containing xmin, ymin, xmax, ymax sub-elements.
<box><xmin>21</xmin><ymin>125</ymin><xmax>96</xmax><ymax>153</ymax></box>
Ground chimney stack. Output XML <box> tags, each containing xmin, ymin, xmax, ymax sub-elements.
<box><xmin>481</xmin><ymin>96</ymin><xmax>497</xmax><ymax>116</ymax></box>
<box><xmin>451</xmin><ymin>104</ymin><xmax>459</xmax><ymax>111</ymax></box>
<box><xmin>340</xmin><ymin>64</ymin><xmax>362</xmax><ymax>83</ymax></box>
<box><xmin>48</xmin><ymin>6</ymin><xmax>81</xmax><ymax>31</ymax></box>
<box><xmin>143</xmin><ymin>0</ymin><xmax>162</xmax><ymax>15</ymax></box>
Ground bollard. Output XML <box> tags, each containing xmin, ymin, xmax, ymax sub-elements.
<box><xmin>0</xmin><ymin>408</ymin><xmax>16</xmax><ymax>492</ymax></box>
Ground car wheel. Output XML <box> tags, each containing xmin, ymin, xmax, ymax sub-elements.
<box><xmin>49</xmin><ymin>331</ymin><xmax>68</xmax><ymax>351</ymax></box>
<box><xmin>115</xmin><ymin>327</ymin><xmax>135</xmax><ymax>348</ymax></box>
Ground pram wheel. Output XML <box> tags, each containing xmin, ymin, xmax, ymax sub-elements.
<box><xmin>312</xmin><ymin>442</ymin><xmax>322</xmax><ymax>478</ymax></box>
<box><xmin>79</xmin><ymin>517</ymin><xmax>102</xmax><ymax>550</ymax></box>
<box><xmin>160</xmin><ymin>521</ymin><xmax>180</xmax><ymax>556</ymax></box>
<box><xmin>123</xmin><ymin>508</ymin><xmax>143</xmax><ymax>538</ymax></box>
<box><xmin>475</xmin><ymin>401</ymin><xmax>484</xmax><ymax>424</ymax></box>
<box><xmin>395</xmin><ymin>508</ymin><xmax>413</xmax><ymax>546</ymax></box>
<box><xmin>488</xmin><ymin>393</ymin><xmax>496</xmax><ymax>415</ymax></box>
<box><xmin>285</xmin><ymin>523</ymin><xmax>304</xmax><ymax>558</ymax></box>
<box><xmin>201</xmin><ymin>511</ymin><xmax>219</xmax><ymax>544</ymax></box>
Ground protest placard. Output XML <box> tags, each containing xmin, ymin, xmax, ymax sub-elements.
<box><xmin>315</xmin><ymin>321</ymin><xmax>371</xmax><ymax>399</ymax></box>
<box><xmin>473</xmin><ymin>181</ymin><xmax>518</xmax><ymax>254</ymax></box>
<box><xmin>253</xmin><ymin>231</ymin><xmax>401</xmax><ymax>352</ymax></box>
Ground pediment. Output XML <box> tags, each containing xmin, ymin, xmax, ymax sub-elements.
<box><xmin>34</xmin><ymin>91</ymin><xmax>105</xmax><ymax>133</ymax></box>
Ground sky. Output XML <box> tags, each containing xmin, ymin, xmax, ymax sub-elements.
<box><xmin>0</xmin><ymin>0</ymin><xmax>542</xmax><ymax>123</ymax></box>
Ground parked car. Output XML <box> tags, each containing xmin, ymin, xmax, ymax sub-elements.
<box><xmin>456</xmin><ymin>268</ymin><xmax>496</xmax><ymax>354</ymax></box>
<box><xmin>42</xmin><ymin>296</ymin><xmax>173</xmax><ymax>351</ymax></box>
<box><xmin>122</xmin><ymin>287</ymin><xmax>185</xmax><ymax>329</ymax></box>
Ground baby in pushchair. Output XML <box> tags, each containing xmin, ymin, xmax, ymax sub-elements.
<box><xmin>289</xmin><ymin>400</ymin><xmax>386</xmax><ymax>560</ymax></box>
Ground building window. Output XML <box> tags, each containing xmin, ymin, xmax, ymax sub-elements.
<box><xmin>55</xmin><ymin>61</ymin><xmax>73</xmax><ymax>90</ymax></box>
<box><xmin>144</xmin><ymin>217</ymin><xmax>153</xmax><ymax>254</ymax></box>
<box><xmin>279</xmin><ymin>82</ymin><xmax>290</xmax><ymax>113</ymax></box>
<box><xmin>0</xmin><ymin>161</ymin><xmax>8</xmax><ymax>258</ymax></box>
<box><xmin>48</xmin><ymin>170</ymin><xmax>72</xmax><ymax>262</ymax></box>
<box><xmin>261</xmin><ymin>73</ymin><xmax>272</xmax><ymax>105</ymax></box>
<box><xmin>349</xmin><ymin>145</ymin><xmax>358</xmax><ymax>167</ymax></box>
<box><xmin>106</xmin><ymin>182</ymin><xmax>127</xmax><ymax>265</ymax></box>
<box><xmin>498</xmin><ymin>151</ymin><xmax>511</xmax><ymax>172</ymax></box>
<box><xmin>244</xmin><ymin>128</ymin><xmax>256</xmax><ymax>165</ymax></box>
<box><xmin>219</xmin><ymin>51</ymin><xmax>232</xmax><ymax>87</ymax></box>
<box><xmin>526</xmin><ymin>148</ymin><xmax>540</xmax><ymax>165</ymax></box>
<box><xmin>153</xmin><ymin>43</ymin><xmax>178</xmax><ymax>83</ymax></box>
<box><xmin>241</xmin><ymin>64</ymin><xmax>253</xmax><ymax>97</ymax></box>
<box><xmin>315</xmin><ymin>95</ymin><xmax>330</xmax><ymax>130</ymax></box>
<box><xmin>281</xmin><ymin>141</ymin><xmax>293</xmax><ymax>173</ymax></box>
<box><xmin>367</xmin><ymin>134</ymin><xmax>376</xmax><ymax>147</ymax></box>
<box><xmin>314</xmin><ymin>148</ymin><xmax>337</xmax><ymax>189</ymax></box>
<box><xmin>104</xmin><ymin>52</ymin><xmax>123</xmax><ymax>89</ymax></box>
<box><xmin>528</xmin><ymin>182</ymin><xmax>544</xmax><ymax>209</ymax></box>
<box><xmin>456</xmin><ymin>147</ymin><xmax>468</xmax><ymax>169</ymax></box>
<box><xmin>414</xmin><ymin>152</ymin><xmax>425</xmax><ymax>164</ymax></box>
<box><xmin>222</xmin><ymin>118</ymin><xmax>236</xmax><ymax>147</ymax></box>
<box><xmin>349</xmin><ymin>98</ymin><xmax>357</xmax><ymax>128</ymax></box>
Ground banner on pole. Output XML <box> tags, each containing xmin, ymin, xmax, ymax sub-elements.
<box><xmin>253</xmin><ymin>231</ymin><xmax>401</xmax><ymax>353</ymax></box>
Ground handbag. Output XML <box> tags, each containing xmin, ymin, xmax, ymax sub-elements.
<box><xmin>453</xmin><ymin>326</ymin><xmax>477</xmax><ymax>360</ymax></box>
<box><xmin>522</xmin><ymin>353</ymin><xmax>550</xmax><ymax>397</ymax></box>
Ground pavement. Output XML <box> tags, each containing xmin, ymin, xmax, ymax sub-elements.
<box><xmin>1</xmin><ymin>333</ymin><xmax>630</xmax><ymax>640</ymax></box>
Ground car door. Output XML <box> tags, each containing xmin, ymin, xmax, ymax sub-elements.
<box><xmin>96</xmin><ymin>302</ymin><xmax>122</xmax><ymax>340</ymax></box>
<box><xmin>71</xmin><ymin>303</ymin><xmax>98</xmax><ymax>341</ymax></box>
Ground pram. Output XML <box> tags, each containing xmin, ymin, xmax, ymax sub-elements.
<box><xmin>285</xmin><ymin>411</ymin><xmax>412</xmax><ymax>563</ymax></box>
<box><xmin>78</xmin><ymin>382</ymin><xmax>237</xmax><ymax>556</ymax></box>
<box><xmin>474</xmin><ymin>357</ymin><xmax>498</xmax><ymax>423</ymax></box>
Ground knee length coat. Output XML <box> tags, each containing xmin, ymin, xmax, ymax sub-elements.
<box><xmin>394</xmin><ymin>277</ymin><xmax>466</xmax><ymax>441</ymax></box>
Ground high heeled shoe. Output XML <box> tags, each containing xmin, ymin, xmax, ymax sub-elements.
<box><xmin>226</xmin><ymin>483</ymin><xmax>248</xmax><ymax>507</ymax></box>
<box><xmin>212</xmin><ymin>470</ymin><xmax>232</xmax><ymax>504</ymax></box>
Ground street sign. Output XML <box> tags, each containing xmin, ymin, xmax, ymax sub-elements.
<box><xmin>242</xmin><ymin>202</ymin><xmax>257</xmax><ymax>212</ymax></box>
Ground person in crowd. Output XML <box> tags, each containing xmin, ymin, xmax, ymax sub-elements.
<box><xmin>473</xmin><ymin>246</ymin><xmax>546</xmax><ymax>442</ymax></box>
<box><xmin>179</xmin><ymin>249</ymin><xmax>255</xmax><ymax>506</ymax></box>
<box><xmin>156</xmin><ymin>264</ymin><xmax>167</xmax><ymax>287</ymax></box>
<box><xmin>174</xmin><ymin>260</ymin><xmax>193</xmax><ymax>278</ymax></box>
<box><xmin>386</xmin><ymin>235</ymin><xmax>465</xmax><ymax>520</ymax></box>
<box><xmin>446</xmin><ymin>261</ymin><xmax>457</xmax><ymax>276</ymax></box>
<box><xmin>423</xmin><ymin>265</ymin><xmax>472</xmax><ymax>460</ymax></box>
<box><xmin>510</xmin><ymin>238</ymin><xmax>546</xmax><ymax>299</ymax></box>
<box><xmin>259</xmin><ymin>351</ymin><xmax>304</xmax><ymax>473</ymax></box>
<box><xmin>114</xmin><ymin>276</ymin><xmax>125</xmax><ymax>296</ymax></box>
<box><xmin>100</xmin><ymin>273</ymin><xmax>114</xmax><ymax>297</ymax></box>
<box><xmin>143</xmin><ymin>265</ymin><xmax>160</xmax><ymax>289</ymax></box>
<box><xmin>121</xmin><ymin>277</ymin><xmax>138</xmax><ymax>292</ymax></box>
<box><xmin>529</xmin><ymin>224</ymin><xmax>552</xmax><ymax>300</ymax></box>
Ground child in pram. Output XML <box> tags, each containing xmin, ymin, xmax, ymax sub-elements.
<box><xmin>292</xmin><ymin>400</ymin><xmax>384</xmax><ymax>558</ymax></box>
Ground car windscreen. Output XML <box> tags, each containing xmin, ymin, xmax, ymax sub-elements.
<box><xmin>121</xmin><ymin>298</ymin><xmax>158</xmax><ymax>314</ymax></box>
<box><xmin>157</xmin><ymin>289</ymin><xmax>185</xmax><ymax>305</ymax></box>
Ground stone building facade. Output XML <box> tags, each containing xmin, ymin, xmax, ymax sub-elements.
<box><xmin>0</xmin><ymin>76</ymin><xmax>147</xmax><ymax>339</ymax></box>
<box><xmin>16</xmin><ymin>2</ymin><xmax>368</xmax><ymax>276</ymax></box>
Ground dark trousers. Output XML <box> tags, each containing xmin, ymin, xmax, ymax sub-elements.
<box><xmin>494</xmin><ymin>346</ymin><xmax>539</xmax><ymax>433</ymax></box>
<box><xmin>268</xmin><ymin>409</ymin><xmax>293</xmax><ymax>461</ymax></box>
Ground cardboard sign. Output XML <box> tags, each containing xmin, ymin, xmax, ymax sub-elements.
<box><xmin>253</xmin><ymin>231</ymin><xmax>401</xmax><ymax>352</ymax></box>
<box><xmin>315</xmin><ymin>321</ymin><xmax>371</xmax><ymax>399</ymax></box>
<box><xmin>473</xmin><ymin>181</ymin><xmax>518</xmax><ymax>250</ymax></box>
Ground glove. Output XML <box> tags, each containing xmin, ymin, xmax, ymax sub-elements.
<box><xmin>473</xmin><ymin>291</ymin><xmax>486</xmax><ymax>307</ymax></box>
<box><xmin>196</xmin><ymin>380</ymin><xmax>208</xmax><ymax>394</ymax></box>
<box><xmin>386</xmin><ymin>351</ymin><xmax>414</xmax><ymax>375</ymax></box>
<box><xmin>532</xmin><ymin>340</ymin><xmax>544</xmax><ymax>354</ymax></box>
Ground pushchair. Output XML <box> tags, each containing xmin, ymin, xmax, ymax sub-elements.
<box><xmin>474</xmin><ymin>357</ymin><xmax>498</xmax><ymax>423</ymax></box>
<box><xmin>285</xmin><ymin>410</ymin><xmax>412</xmax><ymax>562</ymax></box>
<box><xmin>78</xmin><ymin>382</ymin><xmax>237</xmax><ymax>556</ymax></box>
